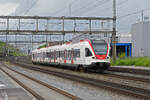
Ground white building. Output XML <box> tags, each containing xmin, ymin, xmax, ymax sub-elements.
<box><xmin>131</xmin><ymin>21</ymin><xmax>150</xmax><ymax>57</ymax></box>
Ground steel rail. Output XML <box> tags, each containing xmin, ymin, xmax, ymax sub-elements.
<box><xmin>9</xmin><ymin>56</ymin><xmax>150</xmax><ymax>76</ymax></box>
<box><xmin>12</xmin><ymin>57</ymin><xmax>150</xmax><ymax>83</ymax></box>
<box><xmin>2</xmin><ymin>63</ymin><xmax>82</xmax><ymax>100</ymax></box>
<box><xmin>0</xmin><ymin>65</ymin><xmax>45</xmax><ymax>100</ymax></box>
<box><xmin>103</xmin><ymin>72</ymin><xmax>150</xmax><ymax>83</ymax></box>
<box><xmin>108</xmin><ymin>67</ymin><xmax>150</xmax><ymax>76</ymax></box>
<box><xmin>8</xmin><ymin>57</ymin><xmax>150</xmax><ymax>83</ymax></box>
<box><xmin>11</xmin><ymin>62</ymin><xmax>150</xmax><ymax>100</ymax></box>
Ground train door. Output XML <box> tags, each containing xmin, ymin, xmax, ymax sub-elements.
<box><xmin>64</xmin><ymin>50</ymin><xmax>66</xmax><ymax>64</ymax></box>
<box><xmin>49</xmin><ymin>50</ymin><xmax>51</xmax><ymax>63</ymax></box>
<box><xmin>84</xmin><ymin>48</ymin><xmax>93</xmax><ymax>64</ymax></box>
<box><xmin>54</xmin><ymin>50</ymin><xmax>56</xmax><ymax>63</ymax></box>
<box><xmin>59</xmin><ymin>50</ymin><xmax>63</xmax><ymax>64</ymax></box>
<box><xmin>79</xmin><ymin>47</ymin><xmax>85</xmax><ymax>64</ymax></box>
<box><xmin>58</xmin><ymin>51</ymin><xmax>60</xmax><ymax>64</ymax></box>
<box><xmin>71</xmin><ymin>49</ymin><xmax>74</xmax><ymax>64</ymax></box>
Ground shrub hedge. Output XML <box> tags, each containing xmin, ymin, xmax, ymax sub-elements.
<box><xmin>111</xmin><ymin>57</ymin><xmax>150</xmax><ymax>67</ymax></box>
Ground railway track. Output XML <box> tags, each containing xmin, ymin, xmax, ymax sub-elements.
<box><xmin>0</xmin><ymin>66</ymin><xmax>45</xmax><ymax>100</ymax></box>
<box><xmin>8</xmin><ymin>56</ymin><xmax>150</xmax><ymax>76</ymax></box>
<box><xmin>108</xmin><ymin>67</ymin><xmax>150</xmax><ymax>76</ymax></box>
<box><xmin>9</xmin><ymin>61</ymin><xmax>150</xmax><ymax>100</ymax></box>
<box><xmin>103</xmin><ymin>72</ymin><xmax>150</xmax><ymax>83</ymax></box>
<box><xmin>0</xmin><ymin>63</ymin><xmax>82</xmax><ymax>100</ymax></box>
<box><xmin>11</xmin><ymin>59</ymin><xmax>150</xmax><ymax>84</ymax></box>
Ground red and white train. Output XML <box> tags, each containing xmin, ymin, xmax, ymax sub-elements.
<box><xmin>32</xmin><ymin>39</ymin><xmax>111</xmax><ymax>72</ymax></box>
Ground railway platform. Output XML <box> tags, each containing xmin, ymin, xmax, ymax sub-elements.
<box><xmin>0</xmin><ymin>68</ymin><xmax>33</xmax><ymax>100</ymax></box>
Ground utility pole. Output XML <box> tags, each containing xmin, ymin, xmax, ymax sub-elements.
<box><xmin>46</xmin><ymin>19</ymin><xmax>49</xmax><ymax>46</ymax></box>
<box><xmin>69</xmin><ymin>4</ymin><xmax>72</xmax><ymax>16</ymax></box>
<box><xmin>141</xmin><ymin>9</ymin><xmax>144</xmax><ymax>22</ymax></box>
<box><xmin>6</xmin><ymin>18</ymin><xmax>9</xmax><ymax>57</ymax></box>
<box><xmin>62</xmin><ymin>16</ymin><xmax>65</xmax><ymax>43</ymax></box>
<box><xmin>112</xmin><ymin>0</ymin><xmax>117</xmax><ymax>63</ymax></box>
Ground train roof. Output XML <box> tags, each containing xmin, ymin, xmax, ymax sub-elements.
<box><xmin>32</xmin><ymin>39</ymin><xmax>107</xmax><ymax>53</ymax></box>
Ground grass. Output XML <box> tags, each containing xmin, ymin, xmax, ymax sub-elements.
<box><xmin>111</xmin><ymin>57</ymin><xmax>150</xmax><ymax>67</ymax></box>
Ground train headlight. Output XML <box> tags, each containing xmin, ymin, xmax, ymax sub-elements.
<box><xmin>107</xmin><ymin>57</ymin><xmax>110</xmax><ymax>59</ymax></box>
<box><xmin>92</xmin><ymin>57</ymin><xmax>96</xmax><ymax>59</ymax></box>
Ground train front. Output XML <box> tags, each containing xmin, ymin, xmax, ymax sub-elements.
<box><xmin>88</xmin><ymin>40</ymin><xmax>110</xmax><ymax>71</ymax></box>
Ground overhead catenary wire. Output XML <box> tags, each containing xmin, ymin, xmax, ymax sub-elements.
<box><xmin>118</xmin><ymin>7</ymin><xmax>150</xmax><ymax>19</ymax></box>
<box><xmin>116</xmin><ymin>6</ymin><xmax>150</xmax><ymax>33</ymax></box>
<box><xmin>117</xmin><ymin>0</ymin><xmax>129</xmax><ymax>6</ymax></box>
<box><xmin>50</xmin><ymin>0</ymin><xmax>80</xmax><ymax>16</ymax></box>
<box><xmin>24</xmin><ymin>0</ymin><xmax>39</xmax><ymax>15</ymax></box>
<box><xmin>73</xmin><ymin>0</ymin><xmax>106</xmax><ymax>12</ymax></box>
<box><xmin>73</xmin><ymin>0</ymin><xmax>111</xmax><ymax>15</ymax></box>
<box><xmin>84</xmin><ymin>0</ymin><xmax>128</xmax><ymax>16</ymax></box>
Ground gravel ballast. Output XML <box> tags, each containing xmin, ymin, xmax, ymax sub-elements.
<box><xmin>6</xmin><ymin>63</ymin><xmax>142</xmax><ymax>100</ymax></box>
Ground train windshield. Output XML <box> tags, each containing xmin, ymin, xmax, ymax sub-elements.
<box><xmin>91</xmin><ymin>40</ymin><xmax>107</xmax><ymax>55</ymax></box>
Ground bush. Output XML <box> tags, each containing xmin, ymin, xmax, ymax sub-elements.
<box><xmin>112</xmin><ymin>57</ymin><xmax>150</xmax><ymax>67</ymax></box>
<box><xmin>118</xmin><ymin>53</ymin><xmax>126</xmax><ymax>59</ymax></box>
<box><xmin>0</xmin><ymin>41</ymin><xmax>25</xmax><ymax>56</ymax></box>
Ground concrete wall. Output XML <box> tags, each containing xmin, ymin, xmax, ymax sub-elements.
<box><xmin>131</xmin><ymin>21</ymin><xmax>150</xmax><ymax>57</ymax></box>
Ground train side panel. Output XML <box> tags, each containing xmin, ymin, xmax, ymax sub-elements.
<box><xmin>32</xmin><ymin>39</ymin><xmax>110</xmax><ymax>71</ymax></box>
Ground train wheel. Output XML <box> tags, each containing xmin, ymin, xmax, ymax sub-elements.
<box><xmin>79</xmin><ymin>66</ymin><xmax>87</xmax><ymax>72</ymax></box>
<box><xmin>98</xmin><ymin>70</ymin><xmax>104</xmax><ymax>73</ymax></box>
<box><xmin>75</xmin><ymin>66</ymin><xmax>79</xmax><ymax>71</ymax></box>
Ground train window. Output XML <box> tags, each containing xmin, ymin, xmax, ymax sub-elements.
<box><xmin>62</xmin><ymin>51</ymin><xmax>63</xmax><ymax>57</ymax></box>
<box><xmin>43</xmin><ymin>52</ymin><xmax>46</xmax><ymax>58</ymax></box>
<box><xmin>59</xmin><ymin>51</ymin><xmax>60</xmax><ymax>58</ymax></box>
<box><xmin>57</xmin><ymin>51</ymin><xmax>60</xmax><ymax>58</ymax></box>
<box><xmin>91</xmin><ymin>40</ymin><xmax>107</xmax><ymax>55</ymax></box>
<box><xmin>66</xmin><ymin>50</ymin><xmax>68</xmax><ymax>59</ymax></box>
<box><xmin>59</xmin><ymin>51</ymin><xmax>62</xmax><ymax>57</ymax></box>
<box><xmin>55</xmin><ymin>51</ymin><xmax>57</xmax><ymax>58</ymax></box>
<box><xmin>32</xmin><ymin>54</ymin><xmax>34</xmax><ymax>58</ymax></box>
<box><xmin>56</xmin><ymin>51</ymin><xmax>58</xmax><ymax>58</ymax></box>
<box><xmin>47</xmin><ymin>52</ymin><xmax>50</xmax><ymax>57</ymax></box>
<box><xmin>60</xmin><ymin>51</ymin><xmax>63</xmax><ymax>58</ymax></box>
<box><xmin>66</xmin><ymin>50</ymin><xmax>71</xmax><ymax>60</ymax></box>
<box><xmin>50</xmin><ymin>52</ymin><xmax>53</xmax><ymax>59</ymax></box>
<box><xmin>73</xmin><ymin>49</ymin><xmax>80</xmax><ymax>58</ymax></box>
<box><xmin>61</xmin><ymin>51</ymin><xmax>63</xmax><ymax>58</ymax></box>
<box><xmin>62</xmin><ymin>51</ymin><xmax>65</xmax><ymax>59</ymax></box>
<box><xmin>58</xmin><ymin>51</ymin><xmax>60</xmax><ymax>58</ymax></box>
<box><xmin>68</xmin><ymin>50</ymin><xmax>71</xmax><ymax>60</ymax></box>
<box><xmin>85</xmin><ymin>48</ymin><xmax>92</xmax><ymax>57</ymax></box>
<box><xmin>42</xmin><ymin>52</ymin><xmax>44</xmax><ymax>58</ymax></box>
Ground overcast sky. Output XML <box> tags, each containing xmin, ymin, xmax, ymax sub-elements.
<box><xmin>0</xmin><ymin>0</ymin><xmax>150</xmax><ymax>33</ymax></box>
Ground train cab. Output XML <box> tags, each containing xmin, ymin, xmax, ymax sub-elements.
<box><xmin>82</xmin><ymin>40</ymin><xmax>110</xmax><ymax>71</ymax></box>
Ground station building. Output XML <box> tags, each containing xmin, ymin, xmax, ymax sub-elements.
<box><xmin>111</xmin><ymin>33</ymin><xmax>132</xmax><ymax>57</ymax></box>
<box><xmin>131</xmin><ymin>21</ymin><xmax>150</xmax><ymax>57</ymax></box>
